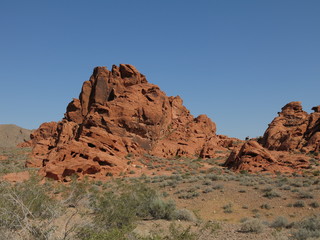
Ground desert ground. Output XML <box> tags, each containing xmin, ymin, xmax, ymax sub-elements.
<box><xmin>0</xmin><ymin>146</ymin><xmax>319</xmax><ymax>240</ymax></box>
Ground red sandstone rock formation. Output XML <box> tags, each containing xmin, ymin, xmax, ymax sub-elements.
<box><xmin>225</xmin><ymin>102</ymin><xmax>319</xmax><ymax>173</ymax></box>
<box><xmin>224</xmin><ymin>140</ymin><xmax>310</xmax><ymax>173</ymax></box>
<box><xmin>260</xmin><ymin>101</ymin><xmax>320</xmax><ymax>153</ymax></box>
<box><xmin>28</xmin><ymin>64</ymin><xmax>230</xmax><ymax>181</ymax></box>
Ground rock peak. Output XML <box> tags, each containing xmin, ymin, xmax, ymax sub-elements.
<box><xmin>280</xmin><ymin>101</ymin><xmax>304</xmax><ymax>115</ymax></box>
<box><xmin>28</xmin><ymin>64</ymin><xmax>233</xmax><ymax>181</ymax></box>
<box><xmin>261</xmin><ymin>101</ymin><xmax>319</xmax><ymax>152</ymax></box>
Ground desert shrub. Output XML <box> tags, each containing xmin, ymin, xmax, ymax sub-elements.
<box><xmin>173</xmin><ymin>209</ymin><xmax>197</xmax><ymax>222</ymax></box>
<box><xmin>178</xmin><ymin>191</ymin><xmax>199</xmax><ymax>199</ymax></box>
<box><xmin>0</xmin><ymin>175</ymin><xmax>59</xmax><ymax>239</ymax></box>
<box><xmin>262</xmin><ymin>190</ymin><xmax>281</xmax><ymax>199</ymax></box>
<box><xmin>149</xmin><ymin>197</ymin><xmax>176</xmax><ymax>220</ymax></box>
<box><xmin>290</xmin><ymin>181</ymin><xmax>303</xmax><ymax>188</ymax></box>
<box><xmin>297</xmin><ymin>191</ymin><xmax>314</xmax><ymax>199</ymax></box>
<box><xmin>85</xmin><ymin>181</ymin><xmax>179</xmax><ymax>237</ymax></box>
<box><xmin>165</xmin><ymin>223</ymin><xmax>197</xmax><ymax>240</ymax></box>
<box><xmin>202</xmin><ymin>188</ymin><xmax>213</xmax><ymax>193</ymax></box>
<box><xmin>77</xmin><ymin>182</ymin><xmax>182</xmax><ymax>239</ymax></box>
<box><xmin>270</xmin><ymin>216</ymin><xmax>289</xmax><ymax>229</ymax></box>
<box><xmin>202</xmin><ymin>180</ymin><xmax>212</xmax><ymax>185</ymax></box>
<box><xmin>260</xmin><ymin>204</ymin><xmax>271</xmax><ymax>210</ymax></box>
<box><xmin>223</xmin><ymin>203</ymin><xmax>233</xmax><ymax>213</ymax></box>
<box><xmin>62</xmin><ymin>176</ymin><xmax>91</xmax><ymax>206</ymax></box>
<box><xmin>138</xmin><ymin>223</ymin><xmax>197</xmax><ymax>240</ymax></box>
<box><xmin>159</xmin><ymin>180</ymin><xmax>177</xmax><ymax>188</ymax></box>
<box><xmin>91</xmin><ymin>183</ymin><xmax>156</xmax><ymax>229</ymax></box>
<box><xmin>77</xmin><ymin>225</ymin><xmax>132</xmax><ymax>240</ymax></box>
<box><xmin>262</xmin><ymin>186</ymin><xmax>273</xmax><ymax>192</ymax></box>
<box><xmin>291</xmin><ymin>215</ymin><xmax>320</xmax><ymax>240</ymax></box>
<box><xmin>309</xmin><ymin>202</ymin><xmax>319</xmax><ymax>208</ymax></box>
<box><xmin>240</xmin><ymin>218</ymin><xmax>264</xmax><ymax>233</ymax></box>
<box><xmin>0</xmin><ymin>148</ymin><xmax>32</xmax><ymax>176</ymax></box>
<box><xmin>206</xmin><ymin>173</ymin><xmax>220</xmax><ymax>181</ymax></box>
<box><xmin>212</xmin><ymin>184</ymin><xmax>224</xmax><ymax>190</ymax></box>
<box><xmin>293</xmin><ymin>201</ymin><xmax>306</xmax><ymax>208</ymax></box>
<box><xmin>281</xmin><ymin>185</ymin><xmax>291</xmax><ymax>190</ymax></box>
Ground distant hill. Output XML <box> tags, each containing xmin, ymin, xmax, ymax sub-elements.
<box><xmin>0</xmin><ymin>124</ymin><xmax>32</xmax><ymax>148</ymax></box>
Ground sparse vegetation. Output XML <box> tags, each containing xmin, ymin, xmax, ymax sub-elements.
<box><xmin>223</xmin><ymin>203</ymin><xmax>233</xmax><ymax>213</ymax></box>
<box><xmin>291</xmin><ymin>215</ymin><xmax>320</xmax><ymax>240</ymax></box>
<box><xmin>270</xmin><ymin>216</ymin><xmax>289</xmax><ymax>229</ymax></box>
<box><xmin>0</xmin><ymin>146</ymin><xmax>319</xmax><ymax>239</ymax></box>
<box><xmin>240</xmin><ymin>218</ymin><xmax>264</xmax><ymax>233</ymax></box>
<box><xmin>293</xmin><ymin>200</ymin><xmax>306</xmax><ymax>208</ymax></box>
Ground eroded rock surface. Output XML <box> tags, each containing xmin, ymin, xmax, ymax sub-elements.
<box><xmin>224</xmin><ymin>140</ymin><xmax>310</xmax><ymax>173</ymax></box>
<box><xmin>225</xmin><ymin>102</ymin><xmax>319</xmax><ymax>173</ymax></box>
<box><xmin>28</xmin><ymin>64</ymin><xmax>230</xmax><ymax>180</ymax></box>
<box><xmin>260</xmin><ymin>102</ymin><xmax>320</xmax><ymax>152</ymax></box>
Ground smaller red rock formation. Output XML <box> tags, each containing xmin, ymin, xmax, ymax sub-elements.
<box><xmin>260</xmin><ymin>102</ymin><xmax>309</xmax><ymax>151</ymax></box>
<box><xmin>303</xmin><ymin>105</ymin><xmax>320</xmax><ymax>152</ymax></box>
<box><xmin>224</xmin><ymin>141</ymin><xmax>277</xmax><ymax>173</ymax></box>
<box><xmin>224</xmin><ymin>140</ymin><xmax>310</xmax><ymax>173</ymax></box>
<box><xmin>225</xmin><ymin>101</ymin><xmax>319</xmax><ymax>174</ymax></box>
<box><xmin>260</xmin><ymin>102</ymin><xmax>320</xmax><ymax>153</ymax></box>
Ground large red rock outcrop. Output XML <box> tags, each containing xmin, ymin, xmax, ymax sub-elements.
<box><xmin>260</xmin><ymin>102</ymin><xmax>320</xmax><ymax>153</ymax></box>
<box><xmin>28</xmin><ymin>64</ymin><xmax>230</xmax><ymax>181</ymax></box>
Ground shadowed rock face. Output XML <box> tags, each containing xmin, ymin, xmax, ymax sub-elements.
<box><xmin>28</xmin><ymin>64</ymin><xmax>229</xmax><ymax>181</ymax></box>
<box><xmin>260</xmin><ymin>102</ymin><xmax>320</xmax><ymax>152</ymax></box>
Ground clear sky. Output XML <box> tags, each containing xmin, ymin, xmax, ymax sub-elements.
<box><xmin>0</xmin><ymin>0</ymin><xmax>319</xmax><ymax>139</ymax></box>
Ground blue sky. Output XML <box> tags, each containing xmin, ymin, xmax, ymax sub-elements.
<box><xmin>0</xmin><ymin>0</ymin><xmax>319</xmax><ymax>139</ymax></box>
